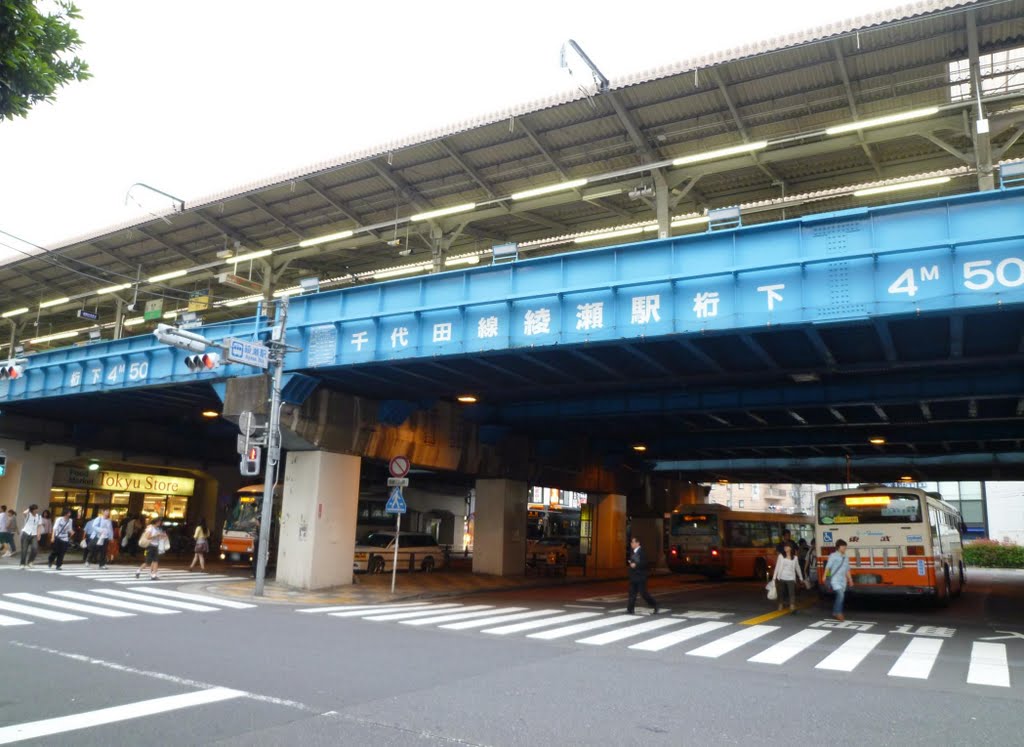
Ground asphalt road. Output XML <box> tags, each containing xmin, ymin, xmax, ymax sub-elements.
<box><xmin>0</xmin><ymin>565</ymin><xmax>1021</xmax><ymax>745</ymax></box>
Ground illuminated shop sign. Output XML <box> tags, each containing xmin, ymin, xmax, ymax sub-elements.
<box><xmin>528</xmin><ymin>486</ymin><xmax>588</xmax><ymax>510</ymax></box>
<box><xmin>53</xmin><ymin>466</ymin><xmax>195</xmax><ymax>496</ymax></box>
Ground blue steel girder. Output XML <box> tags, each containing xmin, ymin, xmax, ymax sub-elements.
<box><xmin>4</xmin><ymin>187</ymin><xmax>1024</xmax><ymax>404</ymax></box>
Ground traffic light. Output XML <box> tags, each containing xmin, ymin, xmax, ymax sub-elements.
<box><xmin>240</xmin><ymin>445</ymin><xmax>261</xmax><ymax>476</ymax></box>
<box><xmin>184</xmin><ymin>352</ymin><xmax>221</xmax><ymax>372</ymax></box>
<box><xmin>0</xmin><ymin>360</ymin><xmax>26</xmax><ymax>380</ymax></box>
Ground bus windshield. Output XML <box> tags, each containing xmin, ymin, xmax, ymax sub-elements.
<box><xmin>225</xmin><ymin>495</ymin><xmax>261</xmax><ymax>533</ymax></box>
<box><xmin>818</xmin><ymin>493</ymin><xmax>922</xmax><ymax>525</ymax></box>
<box><xmin>669</xmin><ymin>513</ymin><xmax>718</xmax><ymax>536</ymax></box>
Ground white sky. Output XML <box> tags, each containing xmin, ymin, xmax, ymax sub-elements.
<box><xmin>0</xmin><ymin>0</ymin><xmax>907</xmax><ymax>258</ymax></box>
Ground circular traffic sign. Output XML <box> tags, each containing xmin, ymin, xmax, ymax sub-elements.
<box><xmin>389</xmin><ymin>455</ymin><xmax>410</xmax><ymax>478</ymax></box>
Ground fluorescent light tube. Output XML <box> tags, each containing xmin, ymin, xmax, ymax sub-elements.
<box><xmin>226</xmin><ymin>249</ymin><xmax>273</xmax><ymax>264</ymax></box>
<box><xmin>148</xmin><ymin>269</ymin><xmax>188</xmax><ymax>283</ymax></box>
<box><xmin>373</xmin><ymin>263</ymin><xmax>431</xmax><ymax>279</ymax></box>
<box><xmin>512</xmin><ymin>179</ymin><xmax>588</xmax><ymax>200</ymax></box>
<box><xmin>410</xmin><ymin>203</ymin><xmax>476</xmax><ymax>222</ymax></box>
<box><xmin>298</xmin><ymin>229</ymin><xmax>355</xmax><ymax>248</ymax></box>
<box><xmin>853</xmin><ymin>176</ymin><xmax>951</xmax><ymax>197</ymax></box>
<box><xmin>96</xmin><ymin>283</ymin><xmax>132</xmax><ymax>295</ymax></box>
<box><xmin>672</xmin><ymin>141</ymin><xmax>767</xmax><ymax>166</ymax></box>
<box><xmin>39</xmin><ymin>297</ymin><xmax>70</xmax><ymax>308</ymax></box>
<box><xmin>825</xmin><ymin>107</ymin><xmax>939</xmax><ymax>135</ymax></box>
<box><xmin>2</xmin><ymin>307</ymin><xmax>29</xmax><ymax>318</ymax></box>
<box><xmin>29</xmin><ymin>330</ymin><xmax>81</xmax><ymax>344</ymax></box>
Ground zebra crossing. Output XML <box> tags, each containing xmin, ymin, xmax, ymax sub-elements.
<box><xmin>23</xmin><ymin>565</ymin><xmax>241</xmax><ymax>585</ymax></box>
<box><xmin>297</xmin><ymin>602</ymin><xmax>1018</xmax><ymax>690</ymax></box>
<box><xmin>0</xmin><ymin>587</ymin><xmax>254</xmax><ymax>626</ymax></box>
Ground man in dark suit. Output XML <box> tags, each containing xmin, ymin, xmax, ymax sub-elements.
<box><xmin>627</xmin><ymin>537</ymin><xmax>659</xmax><ymax>615</ymax></box>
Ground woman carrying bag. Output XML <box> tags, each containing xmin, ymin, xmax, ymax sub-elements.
<box><xmin>190</xmin><ymin>518</ymin><xmax>210</xmax><ymax>571</ymax></box>
<box><xmin>772</xmin><ymin>543</ymin><xmax>804</xmax><ymax>612</ymax></box>
<box><xmin>135</xmin><ymin>517</ymin><xmax>168</xmax><ymax>581</ymax></box>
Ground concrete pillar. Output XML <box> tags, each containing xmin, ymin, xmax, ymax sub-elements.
<box><xmin>472</xmin><ymin>478</ymin><xmax>527</xmax><ymax>576</ymax></box>
<box><xmin>276</xmin><ymin>451</ymin><xmax>361</xmax><ymax>590</ymax></box>
<box><xmin>0</xmin><ymin>440</ymin><xmax>75</xmax><ymax>513</ymax></box>
<box><xmin>590</xmin><ymin>492</ymin><xmax>627</xmax><ymax>572</ymax></box>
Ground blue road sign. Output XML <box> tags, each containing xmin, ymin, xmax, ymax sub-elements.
<box><xmin>385</xmin><ymin>487</ymin><xmax>407</xmax><ymax>514</ymax></box>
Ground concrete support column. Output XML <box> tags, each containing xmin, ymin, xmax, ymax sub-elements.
<box><xmin>0</xmin><ymin>440</ymin><xmax>75</xmax><ymax>513</ymax></box>
<box><xmin>472</xmin><ymin>478</ymin><xmax>527</xmax><ymax>576</ymax></box>
<box><xmin>277</xmin><ymin>450</ymin><xmax>361</xmax><ymax>590</ymax></box>
<box><xmin>653</xmin><ymin>170</ymin><xmax>670</xmax><ymax>239</ymax></box>
<box><xmin>590</xmin><ymin>492</ymin><xmax>627</xmax><ymax>572</ymax></box>
<box><xmin>629</xmin><ymin>517</ymin><xmax>665</xmax><ymax>570</ymax></box>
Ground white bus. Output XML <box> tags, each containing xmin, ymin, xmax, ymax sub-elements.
<box><xmin>814</xmin><ymin>485</ymin><xmax>966</xmax><ymax>603</ymax></box>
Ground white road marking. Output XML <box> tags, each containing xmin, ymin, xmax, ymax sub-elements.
<box><xmin>362</xmin><ymin>604</ymin><xmax>469</xmax><ymax>622</ymax></box>
<box><xmin>440</xmin><ymin>609</ymin><xmax>563</xmax><ymax>630</ymax></box>
<box><xmin>297</xmin><ymin>603</ymin><xmax>429</xmax><ymax>614</ymax></box>
<box><xmin>628</xmin><ymin>621</ymin><xmax>730</xmax><ymax>652</ymax></box>
<box><xmin>88</xmin><ymin>589</ymin><xmax>219</xmax><ymax>612</ymax></box>
<box><xmin>577</xmin><ymin>617</ymin><xmax>683</xmax><ymax>645</ymax></box>
<box><xmin>815</xmin><ymin>633</ymin><xmax>885</xmax><ymax>672</ymax></box>
<box><xmin>687</xmin><ymin>625</ymin><xmax>778</xmax><ymax>658</ymax></box>
<box><xmin>401</xmin><ymin>607</ymin><xmax>512</xmax><ymax>626</ymax></box>
<box><xmin>483</xmin><ymin>612</ymin><xmax>601</xmax><ymax>635</ymax></box>
<box><xmin>5</xmin><ymin>592</ymin><xmax>133</xmax><ymax>618</ymax></box>
<box><xmin>0</xmin><ymin>687</ymin><xmax>245</xmax><ymax>744</ymax></box>
<box><xmin>0</xmin><ymin>614</ymin><xmax>32</xmax><ymax>627</ymax></box>
<box><xmin>0</xmin><ymin>599</ymin><xmax>85</xmax><ymax>622</ymax></box>
<box><xmin>528</xmin><ymin>614</ymin><xmax>637</xmax><ymax>640</ymax></box>
<box><xmin>328</xmin><ymin>604</ymin><xmax>453</xmax><ymax>619</ymax></box>
<box><xmin>888</xmin><ymin>637</ymin><xmax>943</xmax><ymax>680</ymax></box>
<box><xmin>748</xmin><ymin>629</ymin><xmax>830</xmax><ymax>664</ymax></box>
<box><xmin>122</xmin><ymin>587</ymin><xmax>256</xmax><ymax>609</ymax></box>
<box><xmin>967</xmin><ymin>642</ymin><xmax>1011</xmax><ymax>688</ymax></box>
<box><xmin>50</xmin><ymin>591</ymin><xmax>179</xmax><ymax>615</ymax></box>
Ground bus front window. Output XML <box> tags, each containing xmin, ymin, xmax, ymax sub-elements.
<box><xmin>818</xmin><ymin>494</ymin><xmax>921</xmax><ymax>524</ymax></box>
<box><xmin>226</xmin><ymin>497</ymin><xmax>261</xmax><ymax>533</ymax></box>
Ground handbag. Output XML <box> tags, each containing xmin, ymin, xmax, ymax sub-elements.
<box><xmin>157</xmin><ymin>536</ymin><xmax>170</xmax><ymax>555</ymax></box>
<box><xmin>766</xmin><ymin>580</ymin><xmax>778</xmax><ymax>601</ymax></box>
<box><xmin>138</xmin><ymin>532</ymin><xmax>151</xmax><ymax>549</ymax></box>
<box><xmin>79</xmin><ymin>539</ymin><xmax>87</xmax><ymax>549</ymax></box>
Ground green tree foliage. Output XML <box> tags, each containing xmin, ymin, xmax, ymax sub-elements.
<box><xmin>0</xmin><ymin>0</ymin><xmax>90</xmax><ymax>121</ymax></box>
<box><xmin>963</xmin><ymin>539</ymin><xmax>1024</xmax><ymax>568</ymax></box>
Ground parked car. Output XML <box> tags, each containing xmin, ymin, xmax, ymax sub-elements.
<box><xmin>526</xmin><ymin>538</ymin><xmax>572</xmax><ymax>568</ymax></box>
<box><xmin>353</xmin><ymin>531</ymin><xmax>445</xmax><ymax>573</ymax></box>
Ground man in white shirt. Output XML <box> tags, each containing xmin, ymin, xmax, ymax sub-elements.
<box><xmin>0</xmin><ymin>505</ymin><xmax>12</xmax><ymax>557</ymax></box>
<box><xmin>19</xmin><ymin>504</ymin><xmax>42</xmax><ymax>568</ymax></box>
<box><xmin>88</xmin><ymin>509</ymin><xmax>114</xmax><ymax>569</ymax></box>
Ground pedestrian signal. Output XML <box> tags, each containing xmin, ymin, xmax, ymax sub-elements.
<box><xmin>240</xmin><ymin>445</ymin><xmax>261</xmax><ymax>476</ymax></box>
<box><xmin>184</xmin><ymin>352</ymin><xmax>221</xmax><ymax>372</ymax></box>
<box><xmin>0</xmin><ymin>360</ymin><xmax>26</xmax><ymax>380</ymax></box>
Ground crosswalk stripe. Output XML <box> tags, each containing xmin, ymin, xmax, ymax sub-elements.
<box><xmin>888</xmin><ymin>637</ymin><xmax>943</xmax><ymax>679</ymax></box>
<box><xmin>528</xmin><ymin>614</ymin><xmax>637</xmax><ymax>641</ymax></box>
<box><xmin>401</xmin><ymin>607</ymin><xmax>509</xmax><ymax>626</ymax></box>
<box><xmin>51</xmin><ymin>591</ymin><xmax>180</xmax><ymax>615</ymax></box>
<box><xmin>0</xmin><ymin>613</ymin><xmax>32</xmax><ymax>627</ymax></box>
<box><xmin>329</xmin><ymin>604</ymin><xmax>450</xmax><ymax>619</ymax></box>
<box><xmin>687</xmin><ymin>625</ymin><xmax>778</xmax><ymax>658</ymax></box>
<box><xmin>0</xmin><ymin>599</ymin><xmax>85</xmax><ymax>622</ymax></box>
<box><xmin>5</xmin><ymin>593</ymin><xmax>133</xmax><ymax>618</ymax></box>
<box><xmin>628</xmin><ymin>621</ymin><xmax>730</xmax><ymax>652</ymax></box>
<box><xmin>298</xmin><ymin>603</ymin><xmax>430</xmax><ymax>614</ymax></box>
<box><xmin>577</xmin><ymin>616</ymin><xmax>683</xmax><ymax>645</ymax></box>
<box><xmin>483</xmin><ymin>612</ymin><xmax>601</xmax><ymax>636</ymax></box>
<box><xmin>123</xmin><ymin>587</ymin><xmax>256</xmax><ymax>609</ymax></box>
<box><xmin>748</xmin><ymin>629</ymin><xmax>830</xmax><ymax>664</ymax></box>
<box><xmin>815</xmin><ymin>633</ymin><xmax>885</xmax><ymax>672</ymax></box>
<box><xmin>87</xmin><ymin>589</ymin><xmax>220</xmax><ymax>612</ymax></box>
<box><xmin>967</xmin><ymin>642</ymin><xmax>1011</xmax><ymax>687</ymax></box>
<box><xmin>362</xmin><ymin>604</ymin><xmax>468</xmax><ymax>621</ymax></box>
<box><xmin>440</xmin><ymin>609</ymin><xmax>563</xmax><ymax>630</ymax></box>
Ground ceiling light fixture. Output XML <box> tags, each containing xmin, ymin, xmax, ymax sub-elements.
<box><xmin>512</xmin><ymin>178</ymin><xmax>588</xmax><ymax>201</ymax></box>
<box><xmin>298</xmin><ymin>229</ymin><xmax>355</xmax><ymax>248</ymax></box>
<box><xmin>201</xmin><ymin>410</ymin><xmax>220</xmax><ymax>418</ymax></box>
<box><xmin>853</xmin><ymin>176</ymin><xmax>951</xmax><ymax>197</ymax></box>
<box><xmin>632</xmin><ymin>444</ymin><xmax>647</xmax><ymax>452</ymax></box>
<box><xmin>672</xmin><ymin>141</ymin><xmax>767</xmax><ymax>166</ymax></box>
<box><xmin>1</xmin><ymin>307</ymin><xmax>29</xmax><ymax>318</ymax></box>
<box><xmin>825</xmin><ymin>106</ymin><xmax>939</xmax><ymax>135</ymax></box>
<box><xmin>226</xmin><ymin>249</ymin><xmax>273</xmax><ymax>264</ymax></box>
<box><xmin>574</xmin><ymin>224</ymin><xmax>656</xmax><ymax>244</ymax></box>
<box><xmin>456</xmin><ymin>395</ymin><xmax>478</xmax><ymax>403</ymax></box>
<box><xmin>670</xmin><ymin>215</ymin><xmax>710</xmax><ymax>228</ymax></box>
<box><xmin>39</xmin><ymin>297</ymin><xmax>70</xmax><ymax>309</ymax></box>
<box><xmin>28</xmin><ymin>330</ymin><xmax>81</xmax><ymax>344</ymax></box>
<box><xmin>444</xmin><ymin>254</ymin><xmax>482</xmax><ymax>267</ymax></box>
<box><xmin>869</xmin><ymin>436</ymin><xmax>886</xmax><ymax>445</ymax></box>
<box><xmin>123</xmin><ymin>317</ymin><xmax>146</xmax><ymax>327</ymax></box>
<box><xmin>148</xmin><ymin>269</ymin><xmax>189</xmax><ymax>283</ymax></box>
<box><xmin>96</xmin><ymin>283</ymin><xmax>132</xmax><ymax>295</ymax></box>
<box><xmin>410</xmin><ymin>203</ymin><xmax>476</xmax><ymax>222</ymax></box>
<box><xmin>373</xmin><ymin>263</ymin><xmax>431</xmax><ymax>280</ymax></box>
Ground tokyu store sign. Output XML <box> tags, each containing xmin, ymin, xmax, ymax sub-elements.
<box><xmin>53</xmin><ymin>466</ymin><xmax>195</xmax><ymax>496</ymax></box>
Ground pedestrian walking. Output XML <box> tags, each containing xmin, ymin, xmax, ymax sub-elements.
<box><xmin>19</xmin><ymin>505</ymin><xmax>43</xmax><ymax>568</ymax></box>
<box><xmin>772</xmin><ymin>542</ymin><xmax>804</xmax><ymax>612</ymax></box>
<box><xmin>47</xmin><ymin>509</ymin><xmax>74</xmax><ymax>569</ymax></box>
<box><xmin>88</xmin><ymin>509</ymin><xmax>114</xmax><ymax>569</ymax></box>
<box><xmin>626</xmin><ymin>536</ymin><xmax>659</xmax><ymax>615</ymax></box>
<box><xmin>0</xmin><ymin>505</ymin><xmax>15</xmax><ymax>557</ymax></box>
<box><xmin>824</xmin><ymin>539</ymin><xmax>854</xmax><ymax>621</ymax></box>
<box><xmin>38</xmin><ymin>510</ymin><xmax>53</xmax><ymax>550</ymax></box>
<box><xmin>190</xmin><ymin>518</ymin><xmax>209</xmax><ymax>571</ymax></box>
<box><xmin>135</xmin><ymin>518</ymin><xmax>168</xmax><ymax>580</ymax></box>
<box><xmin>82</xmin><ymin>512</ymin><xmax>97</xmax><ymax>565</ymax></box>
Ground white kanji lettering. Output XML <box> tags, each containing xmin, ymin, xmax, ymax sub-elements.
<box><xmin>757</xmin><ymin>283</ymin><xmax>785</xmax><ymax>310</ymax></box>
<box><xmin>575</xmin><ymin>302</ymin><xmax>604</xmax><ymax>331</ymax></box>
<box><xmin>390</xmin><ymin>327</ymin><xmax>409</xmax><ymax>348</ymax></box>
<box><xmin>524</xmin><ymin>308</ymin><xmax>551</xmax><ymax>336</ymax></box>
<box><xmin>630</xmin><ymin>295</ymin><xmax>661</xmax><ymax>324</ymax></box>
<box><xmin>810</xmin><ymin>619</ymin><xmax>876</xmax><ymax>632</ymax></box>
<box><xmin>692</xmin><ymin>291</ymin><xmax>720</xmax><ymax>318</ymax></box>
<box><xmin>69</xmin><ymin>370</ymin><xmax>82</xmax><ymax>387</ymax></box>
<box><xmin>890</xmin><ymin>625</ymin><xmax>956</xmax><ymax>638</ymax></box>
<box><xmin>432</xmin><ymin>323</ymin><xmax>453</xmax><ymax>343</ymax></box>
<box><xmin>477</xmin><ymin>316</ymin><xmax>499</xmax><ymax>339</ymax></box>
<box><xmin>351</xmin><ymin>331</ymin><xmax>369</xmax><ymax>351</ymax></box>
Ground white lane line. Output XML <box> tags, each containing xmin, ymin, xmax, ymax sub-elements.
<box><xmin>118</xmin><ymin>577</ymin><xmax>235</xmax><ymax>585</ymax></box>
<box><xmin>298</xmin><ymin>603</ymin><xmax>429</xmax><ymax>615</ymax></box>
<box><xmin>967</xmin><ymin>642</ymin><xmax>1011</xmax><ymax>688</ymax></box>
<box><xmin>51</xmin><ymin>591</ymin><xmax>179</xmax><ymax>615</ymax></box>
<box><xmin>528</xmin><ymin>614</ymin><xmax>637</xmax><ymax>641</ymax></box>
<box><xmin>483</xmin><ymin>612</ymin><xmax>601</xmax><ymax>636</ymax></box>
<box><xmin>815</xmin><ymin>633</ymin><xmax>885</xmax><ymax>672</ymax></box>
<box><xmin>6</xmin><ymin>593</ymin><xmax>133</xmax><ymax>618</ymax></box>
<box><xmin>329</xmin><ymin>604</ymin><xmax>450</xmax><ymax>619</ymax></box>
<box><xmin>87</xmin><ymin>589</ymin><xmax>220</xmax><ymax>612</ymax></box>
<box><xmin>0</xmin><ymin>613</ymin><xmax>32</xmax><ymax>627</ymax></box>
<box><xmin>628</xmin><ymin>621</ymin><xmax>730</xmax><ymax>652</ymax></box>
<box><xmin>401</xmin><ymin>607</ymin><xmax>511</xmax><ymax>626</ymax></box>
<box><xmin>440</xmin><ymin>609</ymin><xmax>563</xmax><ymax>630</ymax></box>
<box><xmin>577</xmin><ymin>617</ymin><xmax>683</xmax><ymax>645</ymax></box>
<box><xmin>361</xmin><ymin>604</ymin><xmax>467</xmax><ymax>621</ymax></box>
<box><xmin>121</xmin><ymin>587</ymin><xmax>256</xmax><ymax>609</ymax></box>
<box><xmin>687</xmin><ymin>625</ymin><xmax>779</xmax><ymax>658</ymax></box>
<box><xmin>748</xmin><ymin>629</ymin><xmax>830</xmax><ymax>665</ymax></box>
<box><xmin>0</xmin><ymin>599</ymin><xmax>85</xmax><ymax>622</ymax></box>
<box><xmin>0</xmin><ymin>687</ymin><xmax>245</xmax><ymax>744</ymax></box>
<box><xmin>888</xmin><ymin>637</ymin><xmax>943</xmax><ymax>680</ymax></box>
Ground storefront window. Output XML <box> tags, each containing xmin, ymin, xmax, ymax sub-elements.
<box><xmin>166</xmin><ymin>496</ymin><xmax>188</xmax><ymax>520</ymax></box>
<box><xmin>142</xmin><ymin>495</ymin><xmax>167</xmax><ymax>519</ymax></box>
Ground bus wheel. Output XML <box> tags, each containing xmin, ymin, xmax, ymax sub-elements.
<box><xmin>369</xmin><ymin>556</ymin><xmax>385</xmax><ymax>574</ymax></box>
<box><xmin>954</xmin><ymin>561</ymin><xmax>966</xmax><ymax>597</ymax></box>
<box><xmin>753</xmin><ymin>558</ymin><xmax>768</xmax><ymax>581</ymax></box>
<box><xmin>938</xmin><ymin>567</ymin><xmax>953</xmax><ymax>607</ymax></box>
<box><xmin>421</xmin><ymin>556</ymin><xmax>435</xmax><ymax>572</ymax></box>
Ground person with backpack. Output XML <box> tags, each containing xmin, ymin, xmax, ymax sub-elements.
<box><xmin>824</xmin><ymin>539</ymin><xmax>855</xmax><ymax>621</ymax></box>
<box><xmin>135</xmin><ymin>517</ymin><xmax>168</xmax><ymax>580</ymax></box>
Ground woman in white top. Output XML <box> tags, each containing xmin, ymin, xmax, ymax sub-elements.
<box><xmin>772</xmin><ymin>543</ymin><xmax>804</xmax><ymax>612</ymax></box>
<box><xmin>135</xmin><ymin>518</ymin><xmax>168</xmax><ymax>581</ymax></box>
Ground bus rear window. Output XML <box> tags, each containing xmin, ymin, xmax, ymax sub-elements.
<box><xmin>669</xmin><ymin>514</ymin><xmax>718</xmax><ymax>536</ymax></box>
<box><xmin>818</xmin><ymin>494</ymin><xmax>922</xmax><ymax>525</ymax></box>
